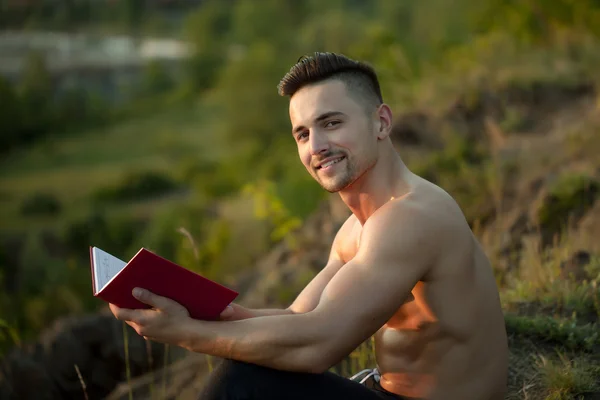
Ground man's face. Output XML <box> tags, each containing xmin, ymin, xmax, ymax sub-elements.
<box><xmin>289</xmin><ymin>80</ymin><xmax>379</xmax><ymax>193</ymax></box>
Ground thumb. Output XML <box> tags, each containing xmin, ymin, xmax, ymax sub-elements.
<box><xmin>133</xmin><ymin>288</ymin><xmax>188</xmax><ymax>316</ymax></box>
<box><xmin>219</xmin><ymin>304</ymin><xmax>234</xmax><ymax>320</ymax></box>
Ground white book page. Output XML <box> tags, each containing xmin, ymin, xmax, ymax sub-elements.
<box><xmin>92</xmin><ymin>247</ymin><xmax>127</xmax><ymax>293</ymax></box>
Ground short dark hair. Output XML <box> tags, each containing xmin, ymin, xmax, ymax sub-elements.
<box><xmin>277</xmin><ymin>52</ymin><xmax>383</xmax><ymax>110</ymax></box>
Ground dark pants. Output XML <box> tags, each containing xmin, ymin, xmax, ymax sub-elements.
<box><xmin>198</xmin><ymin>359</ymin><xmax>406</xmax><ymax>400</ymax></box>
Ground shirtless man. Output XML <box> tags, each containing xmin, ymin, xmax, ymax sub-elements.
<box><xmin>110</xmin><ymin>52</ymin><xmax>509</xmax><ymax>399</ymax></box>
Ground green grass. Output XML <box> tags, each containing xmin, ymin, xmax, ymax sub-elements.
<box><xmin>1</xmin><ymin>106</ymin><xmax>209</xmax><ymax>174</ymax></box>
<box><xmin>537</xmin><ymin>353</ymin><xmax>600</xmax><ymax>399</ymax></box>
<box><xmin>0</xmin><ymin>103</ymin><xmax>220</xmax><ymax>232</ymax></box>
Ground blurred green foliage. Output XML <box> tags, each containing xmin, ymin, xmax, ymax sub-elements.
<box><xmin>0</xmin><ymin>0</ymin><xmax>186</xmax><ymax>33</ymax></box>
<box><xmin>243</xmin><ymin>180</ymin><xmax>303</xmax><ymax>244</ymax></box>
<box><xmin>1</xmin><ymin>0</ymin><xmax>600</xmax><ymax>356</ymax></box>
<box><xmin>92</xmin><ymin>170</ymin><xmax>181</xmax><ymax>204</ymax></box>
<box><xmin>19</xmin><ymin>192</ymin><xmax>62</xmax><ymax>217</ymax></box>
<box><xmin>505</xmin><ymin>313</ymin><xmax>600</xmax><ymax>353</ymax></box>
<box><xmin>537</xmin><ymin>174</ymin><xmax>599</xmax><ymax>241</ymax></box>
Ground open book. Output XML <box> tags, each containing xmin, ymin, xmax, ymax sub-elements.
<box><xmin>90</xmin><ymin>247</ymin><xmax>238</xmax><ymax>320</ymax></box>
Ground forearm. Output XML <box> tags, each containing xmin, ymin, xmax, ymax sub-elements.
<box><xmin>182</xmin><ymin>312</ymin><xmax>331</xmax><ymax>373</ymax></box>
<box><xmin>229</xmin><ymin>303</ymin><xmax>294</xmax><ymax>320</ymax></box>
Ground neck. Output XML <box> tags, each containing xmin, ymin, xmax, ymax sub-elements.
<box><xmin>339</xmin><ymin>144</ymin><xmax>412</xmax><ymax>225</ymax></box>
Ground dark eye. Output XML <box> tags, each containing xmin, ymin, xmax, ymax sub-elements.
<box><xmin>296</xmin><ymin>131</ymin><xmax>308</xmax><ymax>141</ymax></box>
<box><xmin>325</xmin><ymin>120</ymin><xmax>341</xmax><ymax>128</ymax></box>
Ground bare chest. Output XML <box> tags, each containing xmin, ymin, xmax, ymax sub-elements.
<box><xmin>335</xmin><ymin>223</ymin><xmax>362</xmax><ymax>263</ymax></box>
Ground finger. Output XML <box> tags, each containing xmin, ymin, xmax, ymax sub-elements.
<box><xmin>133</xmin><ymin>288</ymin><xmax>187</xmax><ymax>315</ymax></box>
<box><xmin>109</xmin><ymin>303</ymin><xmax>120</xmax><ymax>318</ymax></box>
<box><xmin>111</xmin><ymin>305</ymin><xmax>142</xmax><ymax>323</ymax></box>
<box><xmin>219</xmin><ymin>305</ymin><xmax>234</xmax><ymax>320</ymax></box>
<box><xmin>125</xmin><ymin>321</ymin><xmax>148</xmax><ymax>338</ymax></box>
<box><xmin>125</xmin><ymin>320</ymin><xmax>139</xmax><ymax>331</ymax></box>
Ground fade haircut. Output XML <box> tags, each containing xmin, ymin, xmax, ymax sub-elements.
<box><xmin>277</xmin><ymin>52</ymin><xmax>383</xmax><ymax>112</ymax></box>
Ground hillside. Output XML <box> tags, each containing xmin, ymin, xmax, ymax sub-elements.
<box><xmin>2</xmin><ymin>79</ymin><xmax>599</xmax><ymax>400</ymax></box>
<box><xmin>2</xmin><ymin>2</ymin><xmax>600</xmax><ymax>399</ymax></box>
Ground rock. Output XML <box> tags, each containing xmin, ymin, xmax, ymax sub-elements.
<box><xmin>0</xmin><ymin>350</ymin><xmax>59</xmax><ymax>400</ymax></box>
<box><xmin>0</xmin><ymin>310</ymin><xmax>181</xmax><ymax>400</ymax></box>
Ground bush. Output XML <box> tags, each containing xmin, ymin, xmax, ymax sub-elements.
<box><xmin>92</xmin><ymin>170</ymin><xmax>180</xmax><ymax>203</ymax></box>
<box><xmin>19</xmin><ymin>192</ymin><xmax>61</xmax><ymax>216</ymax></box>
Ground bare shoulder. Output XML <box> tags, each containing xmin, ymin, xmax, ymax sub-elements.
<box><xmin>358</xmin><ymin>177</ymin><xmax>472</xmax><ymax>264</ymax></box>
<box><xmin>366</xmin><ymin>179</ymin><xmax>462</xmax><ymax>237</ymax></box>
<box><xmin>356</xmin><ymin>198</ymin><xmax>437</xmax><ymax>271</ymax></box>
<box><xmin>411</xmin><ymin>176</ymin><xmax>472</xmax><ymax>226</ymax></box>
<box><xmin>400</xmin><ymin>177</ymin><xmax>482</xmax><ymax>276</ymax></box>
<box><xmin>397</xmin><ymin>176</ymin><xmax>473</xmax><ymax>238</ymax></box>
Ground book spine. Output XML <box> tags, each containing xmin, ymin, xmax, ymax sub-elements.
<box><xmin>89</xmin><ymin>246</ymin><xmax>97</xmax><ymax>295</ymax></box>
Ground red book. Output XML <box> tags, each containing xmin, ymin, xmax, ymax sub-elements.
<box><xmin>90</xmin><ymin>246</ymin><xmax>238</xmax><ymax>321</ymax></box>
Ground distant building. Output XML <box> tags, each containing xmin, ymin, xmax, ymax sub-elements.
<box><xmin>0</xmin><ymin>30</ymin><xmax>192</xmax><ymax>101</ymax></box>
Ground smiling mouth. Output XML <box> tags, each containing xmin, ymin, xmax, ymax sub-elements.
<box><xmin>317</xmin><ymin>156</ymin><xmax>345</xmax><ymax>169</ymax></box>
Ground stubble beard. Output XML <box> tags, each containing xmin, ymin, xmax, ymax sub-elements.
<box><xmin>314</xmin><ymin>158</ymin><xmax>357</xmax><ymax>193</ymax></box>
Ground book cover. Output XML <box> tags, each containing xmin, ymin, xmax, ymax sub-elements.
<box><xmin>90</xmin><ymin>247</ymin><xmax>239</xmax><ymax>321</ymax></box>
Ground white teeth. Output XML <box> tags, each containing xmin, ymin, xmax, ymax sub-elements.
<box><xmin>321</xmin><ymin>158</ymin><xmax>343</xmax><ymax>168</ymax></box>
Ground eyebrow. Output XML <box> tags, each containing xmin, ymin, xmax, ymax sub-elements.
<box><xmin>292</xmin><ymin>111</ymin><xmax>347</xmax><ymax>135</ymax></box>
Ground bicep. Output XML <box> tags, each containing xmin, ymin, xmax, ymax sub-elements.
<box><xmin>288</xmin><ymin>216</ymin><xmax>356</xmax><ymax>314</ymax></box>
<box><xmin>311</xmin><ymin>256</ymin><xmax>424</xmax><ymax>360</ymax></box>
<box><xmin>288</xmin><ymin>256</ymin><xmax>344</xmax><ymax>314</ymax></box>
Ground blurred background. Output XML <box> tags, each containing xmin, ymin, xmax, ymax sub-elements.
<box><xmin>0</xmin><ymin>1</ymin><xmax>599</xmax><ymax>399</ymax></box>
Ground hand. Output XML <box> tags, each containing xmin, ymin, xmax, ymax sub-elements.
<box><xmin>109</xmin><ymin>288</ymin><xmax>192</xmax><ymax>347</ymax></box>
<box><xmin>219</xmin><ymin>303</ymin><xmax>235</xmax><ymax>320</ymax></box>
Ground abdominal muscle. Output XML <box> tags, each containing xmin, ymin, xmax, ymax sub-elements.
<box><xmin>374</xmin><ymin>323</ymin><xmax>444</xmax><ymax>398</ymax></box>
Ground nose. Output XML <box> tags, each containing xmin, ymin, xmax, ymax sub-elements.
<box><xmin>309</xmin><ymin>131</ymin><xmax>329</xmax><ymax>156</ymax></box>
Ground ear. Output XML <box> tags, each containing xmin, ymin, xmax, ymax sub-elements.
<box><xmin>375</xmin><ymin>104</ymin><xmax>393</xmax><ymax>140</ymax></box>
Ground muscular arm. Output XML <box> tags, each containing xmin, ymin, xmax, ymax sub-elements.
<box><xmin>224</xmin><ymin>217</ymin><xmax>352</xmax><ymax>320</ymax></box>
<box><xmin>178</xmin><ymin>202</ymin><xmax>437</xmax><ymax>372</ymax></box>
